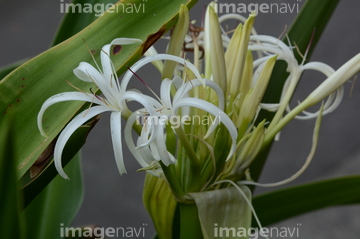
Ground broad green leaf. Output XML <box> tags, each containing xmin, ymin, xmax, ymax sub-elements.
<box><xmin>189</xmin><ymin>186</ymin><xmax>252</xmax><ymax>239</ymax></box>
<box><xmin>251</xmin><ymin>0</ymin><xmax>340</xmax><ymax>182</ymax></box>
<box><xmin>22</xmin><ymin>152</ymin><xmax>83</xmax><ymax>239</ymax></box>
<box><xmin>0</xmin><ymin>116</ymin><xmax>25</xmax><ymax>239</ymax></box>
<box><xmin>143</xmin><ymin>173</ymin><xmax>177</xmax><ymax>239</ymax></box>
<box><xmin>0</xmin><ymin>0</ymin><xmax>198</xmax><ymax>180</ymax></box>
<box><xmin>252</xmin><ymin>176</ymin><xmax>360</xmax><ymax>226</ymax></box>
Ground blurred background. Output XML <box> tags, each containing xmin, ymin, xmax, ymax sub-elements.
<box><xmin>1</xmin><ymin>0</ymin><xmax>360</xmax><ymax>238</ymax></box>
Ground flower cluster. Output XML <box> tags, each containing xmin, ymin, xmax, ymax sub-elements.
<box><xmin>38</xmin><ymin>39</ymin><xmax>237</xmax><ymax>179</ymax></box>
<box><xmin>38</xmin><ymin>3</ymin><xmax>360</xmax><ymax>190</ymax></box>
<box><xmin>38</xmin><ymin>2</ymin><xmax>360</xmax><ymax>238</ymax></box>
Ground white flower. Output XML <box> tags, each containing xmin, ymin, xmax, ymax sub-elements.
<box><xmin>123</xmin><ymin>54</ymin><xmax>238</xmax><ymax>170</ymax></box>
<box><xmin>248</xmin><ymin>35</ymin><xmax>344</xmax><ymax>121</ymax></box>
<box><xmin>37</xmin><ymin>38</ymin><xmax>145</xmax><ymax>179</ymax></box>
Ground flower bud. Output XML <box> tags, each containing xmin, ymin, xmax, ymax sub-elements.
<box><xmin>233</xmin><ymin>120</ymin><xmax>265</xmax><ymax>175</ymax></box>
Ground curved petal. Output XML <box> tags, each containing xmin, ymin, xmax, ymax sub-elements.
<box><xmin>174</xmin><ymin>79</ymin><xmax>225</xmax><ymax>110</ymax></box>
<box><xmin>121</xmin><ymin>54</ymin><xmax>204</xmax><ymax>90</ymax></box>
<box><xmin>110</xmin><ymin>111</ymin><xmax>126</xmax><ymax>174</ymax></box>
<box><xmin>122</xmin><ymin>91</ymin><xmax>158</xmax><ymax>115</ymax></box>
<box><xmin>260</xmin><ymin>103</ymin><xmax>280</xmax><ymax>112</ymax></box>
<box><xmin>54</xmin><ymin>106</ymin><xmax>110</xmax><ymax>179</ymax></box>
<box><xmin>124</xmin><ymin>113</ymin><xmax>153</xmax><ymax>168</ymax></box>
<box><xmin>73</xmin><ymin>62</ymin><xmax>117</xmax><ymax>104</ymax></box>
<box><xmin>155</xmin><ymin>124</ymin><xmax>172</xmax><ymax>166</ymax></box>
<box><xmin>219</xmin><ymin>13</ymin><xmax>259</xmax><ymax>36</ymax></box>
<box><xmin>101</xmin><ymin>38</ymin><xmax>143</xmax><ymax>83</ymax></box>
<box><xmin>38</xmin><ymin>92</ymin><xmax>104</xmax><ymax>137</ymax></box>
<box><xmin>160</xmin><ymin>78</ymin><xmax>173</xmax><ymax>108</ymax></box>
<box><xmin>136</xmin><ymin>118</ymin><xmax>157</xmax><ymax>148</ymax></box>
<box><xmin>73</xmin><ymin>62</ymin><xmax>103</xmax><ymax>83</ymax></box>
<box><xmin>290</xmin><ymin>62</ymin><xmax>343</xmax><ymax>119</ymax></box>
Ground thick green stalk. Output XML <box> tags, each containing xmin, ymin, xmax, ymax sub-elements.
<box><xmin>160</xmin><ymin>163</ymin><xmax>184</xmax><ymax>201</ymax></box>
<box><xmin>174</xmin><ymin>126</ymin><xmax>202</xmax><ymax>192</ymax></box>
<box><xmin>178</xmin><ymin>203</ymin><xmax>203</xmax><ymax>239</ymax></box>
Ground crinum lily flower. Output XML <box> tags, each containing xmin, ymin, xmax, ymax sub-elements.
<box><xmin>122</xmin><ymin>54</ymin><xmax>237</xmax><ymax>174</ymax></box>
<box><xmin>248</xmin><ymin>35</ymin><xmax>343</xmax><ymax>124</ymax></box>
<box><xmin>37</xmin><ymin>38</ymin><xmax>148</xmax><ymax>179</ymax></box>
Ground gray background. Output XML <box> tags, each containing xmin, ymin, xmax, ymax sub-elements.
<box><xmin>1</xmin><ymin>0</ymin><xmax>359</xmax><ymax>238</ymax></box>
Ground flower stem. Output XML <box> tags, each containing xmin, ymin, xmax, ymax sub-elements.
<box><xmin>174</xmin><ymin>126</ymin><xmax>202</xmax><ymax>192</ymax></box>
<box><xmin>178</xmin><ymin>203</ymin><xmax>203</xmax><ymax>239</ymax></box>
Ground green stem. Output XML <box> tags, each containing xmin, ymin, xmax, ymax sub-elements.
<box><xmin>160</xmin><ymin>163</ymin><xmax>184</xmax><ymax>201</ymax></box>
<box><xmin>174</xmin><ymin>126</ymin><xmax>202</xmax><ymax>192</ymax></box>
<box><xmin>178</xmin><ymin>203</ymin><xmax>203</xmax><ymax>239</ymax></box>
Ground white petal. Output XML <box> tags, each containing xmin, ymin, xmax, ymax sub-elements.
<box><xmin>160</xmin><ymin>78</ymin><xmax>173</xmax><ymax>108</ymax></box>
<box><xmin>38</xmin><ymin>92</ymin><xmax>104</xmax><ymax>137</ymax></box>
<box><xmin>124</xmin><ymin>113</ymin><xmax>153</xmax><ymax>168</ymax></box>
<box><xmin>219</xmin><ymin>14</ymin><xmax>259</xmax><ymax>36</ymax></box>
<box><xmin>74</xmin><ymin>62</ymin><xmax>117</xmax><ymax>104</ymax></box>
<box><xmin>144</xmin><ymin>46</ymin><xmax>164</xmax><ymax>72</ymax></box>
<box><xmin>54</xmin><ymin>106</ymin><xmax>110</xmax><ymax>179</ymax></box>
<box><xmin>121</xmin><ymin>54</ymin><xmax>204</xmax><ymax>90</ymax></box>
<box><xmin>101</xmin><ymin>38</ymin><xmax>143</xmax><ymax>83</ymax></box>
<box><xmin>136</xmin><ymin>119</ymin><xmax>157</xmax><ymax>148</ymax></box>
<box><xmin>110</xmin><ymin>111</ymin><xmax>126</xmax><ymax>174</ymax></box>
<box><xmin>122</xmin><ymin>91</ymin><xmax>158</xmax><ymax>115</ymax></box>
<box><xmin>155</xmin><ymin>124</ymin><xmax>172</xmax><ymax>166</ymax></box>
<box><xmin>174</xmin><ymin>79</ymin><xmax>225</xmax><ymax>110</ymax></box>
<box><xmin>260</xmin><ymin>103</ymin><xmax>280</xmax><ymax>112</ymax></box>
<box><xmin>294</xmin><ymin>61</ymin><xmax>343</xmax><ymax>119</ymax></box>
<box><xmin>148</xmin><ymin>140</ymin><xmax>161</xmax><ymax>161</ymax></box>
<box><xmin>73</xmin><ymin>62</ymin><xmax>103</xmax><ymax>83</ymax></box>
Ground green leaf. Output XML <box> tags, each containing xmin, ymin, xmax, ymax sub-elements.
<box><xmin>189</xmin><ymin>186</ymin><xmax>252</xmax><ymax>239</ymax></box>
<box><xmin>0</xmin><ymin>0</ymin><xmax>198</xmax><ymax>180</ymax></box>
<box><xmin>251</xmin><ymin>0</ymin><xmax>340</xmax><ymax>182</ymax></box>
<box><xmin>22</xmin><ymin>152</ymin><xmax>84</xmax><ymax>239</ymax></box>
<box><xmin>0</xmin><ymin>115</ymin><xmax>25</xmax><ymax>239</ymax></box>
<box><xmin>252</xmin><ymin>176</ymin><xmax>360</xmax><ymax>227</ymax></box>
<box><xmin>143</xmin><ymin>173</ymin><xmax>177</xmax><ymax>239</ymax></box>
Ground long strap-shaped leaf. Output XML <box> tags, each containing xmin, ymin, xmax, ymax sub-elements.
<box><xmin>252</xmin><ymin>176</ymin><xmax>360</xmax><ymax>226</ymax></box>
<box><xmin>0</xmin><ymin>116</ymin><xmax>25</xmax><ymax>239</ymax></box>
<box><xmin>22</xmin><ymin>153</ymin><xmax>84</xmax><ymax>239</ymax></box>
